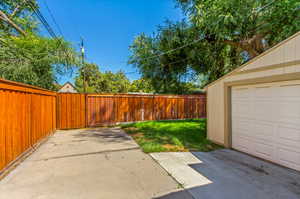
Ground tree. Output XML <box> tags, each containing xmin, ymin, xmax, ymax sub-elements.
<box><xmin>0</xmin><ymin>0</ymin><xmax>38</xmax><ymax>36</ymax></box>
<box><xmin>129</xmin><ymin>21</ymin><xmax>240</xmax><ymax>90</ymax></box>
<box><xmin>74</xmin><ymin>63</ymin><xmax>100</xmax><ymax>93</ymax></box>
<box><xmin>0</xmin><ymin>0</ymin><xmax>78</xmax><ymax>90</ymax></box>
<box><xmin>75</xmin><ymin>63</ymin><xmax>131</xmax><ymax>93</ymax></box>
<box><xmin>129</xmin><ymin>1</ymin><xmax>300</xmax><ymax>88</ymax></box>
<box><xmin>176</xmin><ymin>0</ymin><xmax>300</xmax><ymax>58</ymax></box>
<box><xmin>95</xmin><ymin>71</ymin><xmax>131</xmax><ymax>93</ymax></box>
<box><xmin>129</xmin><ymin>78</ymin><xmax>155</xmax><ymax>93</ymax></box>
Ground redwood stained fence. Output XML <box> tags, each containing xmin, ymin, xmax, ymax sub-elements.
<box><xmin>56</xmin><ymin>93</ymin><xmax>86</xmax><ymax>129</ymax></box>
<box><xmin>0</xmin><ymin>79</ymin><xmax>56</xmax><ymax>172</ymax></box>
<box><xmin>56</xmin><ymin>93</ymin><xmax>206</xmax><ymax>129</ymax></box>
<box><xmin>86</xmin><ymin>94</ymin><xmax>206</xmax><ymax>127</ymax></box>
<box><xmin>0</xmin><ymin>79</ymin><xmax>206</xmax><ymax>173</ymax></box>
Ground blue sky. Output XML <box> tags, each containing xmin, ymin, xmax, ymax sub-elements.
<box><xmin>37</xmin><ymin>0</ymin><xmax>185</xmax><ymax>84</ymax></box>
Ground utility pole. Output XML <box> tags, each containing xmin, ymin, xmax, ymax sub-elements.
<box><xmin>80</xmin><ymin>37</ymin><xmax>86</xmax><ymax>93</ymax></box>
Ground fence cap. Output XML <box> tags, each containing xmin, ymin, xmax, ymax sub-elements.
<box><xmin>0</xmin><ymin>78</ymin><xmax>56</xmax><ymax>96</ymax></box>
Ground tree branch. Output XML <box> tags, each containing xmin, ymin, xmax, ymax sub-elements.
<box><xmin>11</xmin><ymin>5</ymin><xmax>21</xmax><ymax>17</ymax></box>
<box><xmin>222</xmin><ymin>39</ymin><xmax>259</xmax><ymax>58</ymax></box>
<box><xmin>0</xmin><ymin>10</ymin><xmax>26</xmax><ymax>36</ymax></box>
<box><xmin>11</xmin><ymin>0</ymin><xmax>28</xmax><ymax>17</ymax></box>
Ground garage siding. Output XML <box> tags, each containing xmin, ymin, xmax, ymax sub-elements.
<box><xmin>207</xmin><ymin>80</ymin><xmax>225</xmax><ymax>144</ymax></box>
<box><xmin>206</xmin><ymin>31</ymin><xmax>300</xmax><ymax>148</ymax></box>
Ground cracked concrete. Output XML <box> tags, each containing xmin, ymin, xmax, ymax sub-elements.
<box><xmin>0</xmin><ymin>128</ymin><xmax>180</xmax><ymax>199</ymax></box>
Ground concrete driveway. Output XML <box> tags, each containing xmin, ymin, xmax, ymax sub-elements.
<box><xmin>151</xmin><ymin>150</ymin><xmax>300</xmax><ymax>199</ymax></box>
<box><xmin>0</xmin><ymin>128</ymin><xmax>180</xmax><ymax>199</ymax></box>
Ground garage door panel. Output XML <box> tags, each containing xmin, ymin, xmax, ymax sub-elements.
<box><xmin>278</xmin><ymin>147</ymin><xmax>300</xmax><ymax>171</ymax></box>
<box><xmin>253</xmin><ymin>122</ymin><xmax>274</xmax><ymax>141</ymax></box>
<box><xmin>253</xmin><ymin>101</ymin><xmax>276</xmax><ymax>122</ymax></box>
<box><xmin>234</xmin><ymin>102</ymin><xmax>252</xmax><ymax>117</ymax></box>
<box><xmin>254</xmin><ymin>86</ymin><xmax>274</xmax><ymax>98</ymax></box>
<box><xmin>232</xmin><ymin>88</ymin><xmax>251</xmax><ymax>98</ymax></box>
<box><xmin>232</xmin><ymin>81</ymin><xmax>300</xmax><ymax>172</ymax></box>
<box><xmin>232</xmin><ymin>136</ymin><xmax>253</xmax><ymax>153</ymax></box>
<box><xmin>278</xmin><ymin>101</ymin><xmax>300</xmax><ymax>120</ymax></box>
<box><xmin>253</xmin><ymin>142</ymin><xmax>274</xmax><ymax>160</ymax></box>
<box><xmin>233</xmin><ymin>119</ymin><xmax>253</xmax><ymax>131</ymax></box>
<box><xmin>277</xmin><ymin>125</ymin><xmax>300</xmax><ymax>149</ymax></box>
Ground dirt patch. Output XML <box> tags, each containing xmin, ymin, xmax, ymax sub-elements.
<box><xmin>125</xmin><ymin>127</ymin><xmax>139</xmax><ymax>131</ymax></box>
<box><xmin>162</xmin><ymin>144</ymin><xmax>188</xmax><ymax>152</ymax></box>
<box><xmin>131</xmin><ymin>132</ymin><xmax>144</xmax><ymax>139</ymax></box>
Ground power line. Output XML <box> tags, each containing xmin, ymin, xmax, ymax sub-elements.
<box><xmin>142</xmin><ymin>38</ymin><xmax>202</xmax><ymax>62</ymax></box>
<box><xmin>255</xmin><ymin>0</ymin><xmax>277</xmax><ymax>13</ymax></box>
<box><xmin>42</xmin><ymin>0</ymin><xmax>64</xmax><ymax>37</ymax></box>
<box><xmin>25</xmin><ymin>1</ymin><xmax>57</xmax><ymax>38</ymax></box>
<box><xmin>134</xmin><ymin>1</ymin><xmax>277</xmax><ymax>63</ymax></box>
<box><xmin>23</xmin><ymin>0</ymin><xmax>75</xmax><ymax>63</ymax></box>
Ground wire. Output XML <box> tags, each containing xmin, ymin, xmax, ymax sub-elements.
<box><xmin>43</xmin><ymin>0</ymin><xmax>64</xmax><ymax>37</ymax></box>
<box><xmin>142</xmin><ymin>38</ymin><xmax>202</xmax><ymax>62</ymax></box>
<box><xmin>26</xmin><ymin>1</ymin><xmax>57</xmax><ymax>38</ymax></box>
<box><xmin>124</xmin><ymin>71</ymin><xmax>139</xmax><ymax>75</ymax></box>
<box><xmin>255</xmin><ymin>0</ymin><xmax>277</xmax><ymax>13</ymax></box>
<box><xmin>23</xmin><ymin>0</ymin><xmax>76</xmax><ymax>63</ymax></box>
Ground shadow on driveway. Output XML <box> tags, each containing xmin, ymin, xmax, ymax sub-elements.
<box><xmin>0</xmin><ymin>128</ymin><xmax>180</xmax><ymax>199</ymax></box>
<box><xmin>153</xmin><ymin>149</ymin><xmax>300</xmax><ymax>199</ymax></box>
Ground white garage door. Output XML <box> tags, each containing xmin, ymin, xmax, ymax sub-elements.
<box><xmin>232</xmin><ymin>80</ymin><xmax>300</xmax><ymax>171</ymax></box>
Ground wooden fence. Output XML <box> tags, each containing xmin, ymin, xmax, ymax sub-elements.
<box><xmin>56</xmin><ymin>93</ymin><xmax>86</xmax><ymax>129</ymax></box>
<box><xmin>56</xmin><ymin>93</ymin><xmax>206</xmax><ymax>128</ymax></box>
<box><xmin>0</xmin><ymin>78</ymin><xmax>206</xmax><ymax>173</ymax></box>
<box><xmin>0</xmin><ymin>79</ymin><xmax>56</xmax><ymax>173</ymax></box>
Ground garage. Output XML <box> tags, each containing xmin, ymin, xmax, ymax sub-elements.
<box><xmin>231</xmin><ymin>81</ymin><xmax>300</xmax><ymax>171</ymax></box>
<box><xmin>206</xmin><ymin>31</ymin><xmax>300</xmax><ymax>172</ymax></box>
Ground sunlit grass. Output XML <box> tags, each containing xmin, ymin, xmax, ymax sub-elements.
<box><xmin>121</xmin><ymin>119</ymin><xmax>222</xmax><ymax>153</ymax></box>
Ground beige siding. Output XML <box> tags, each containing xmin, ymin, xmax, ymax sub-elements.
<box><xmin>207</xmin><ymin>80</ymin><xmax>225</xmax><ymax>144</ymax></box>
<box><xmin>206</xmin><ymin>31</ymin><xmax>300</xmax><ymax>146</ymax></box>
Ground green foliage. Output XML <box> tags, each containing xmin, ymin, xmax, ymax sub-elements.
<box><xmin>0</xmin><ymin>0</ymin><xmax>38</xmax><ymax>35</ymax></box>
<box><xmin>129</xmin><ymin>21</ymin><xmax>241</xmax><ymax>88</ymax></box>
<box><xmin>130</xmin><ymin>0</ymin><xmax>300</xmax><ymax>87</ymax></box>
<box><xmin>0</xmin><ymin>0</ymin><xmax>78</xmax><ymax>90</ymax></box>
<box><xmin>129</xmin><ymin>78</ymin><xmax>155</xmax><ymax>93</ymax></box>
<box><xmin>0</xmin><ymin>34</ymin><xmax>78</xmax><ymax>90</ymax></box>
<box><xmin>121</xmin><ymin>119</ymin><xmax>222</xmax><ymax>153</ymax></box>
<box><xmin>75</xmin><ymin>63</ymin><xmax>131</xmax><ymax>93</ymax></box>
<box><xmin>176</xmin><ymin>0</ymin><xmax>300</xmax><ymax>57</ymax></box>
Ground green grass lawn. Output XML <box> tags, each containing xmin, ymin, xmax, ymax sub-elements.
<box><xmin>121</xmin><ymin>119</ymin><xmax>222</xmax><ymax>153</ymax></box>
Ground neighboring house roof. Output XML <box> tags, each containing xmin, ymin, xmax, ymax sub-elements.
<box><xmin>205</xmin><ymin>31</ymin><xmax>300</xmax><ymax>89</ymax></box>
<box><xmin>58</xmin><ymin>82</ymin><xmax>78</xmax><ymax>93</ymax></box>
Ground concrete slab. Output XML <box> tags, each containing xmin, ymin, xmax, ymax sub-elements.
<box><xmin>0</xmin><ymin>128</ymin><xmax>179</xmax><ymax>199</ymax></box>
<box><xmin>151</xmin><ymin>150</ymin><xmax>300</xmax><ymax>199</ymax></box>
<box><xmin>150</xmin><ymin>152</ymin><xmax>212</xmax><ymax>188</ymax></box>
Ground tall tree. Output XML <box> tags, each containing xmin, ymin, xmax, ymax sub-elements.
<box><xmin>129</xmin><ymin>21</ymin><xmax>241</xmax><ymax>89</ymax></box>
<box><xmin>0</xmin><ymin>34</ymin><xmax>77</xmax><ymax>90</ymax></box>
<box><xmin>129</xmin><ymin>78</ymin><xmax>155</xmax><ymax>93</ymax></box>
<box><xmin>0</xmin><ymin>0</ymin><xmax>38</xmax><ymax>36</ymax></box>
<box><xmin>176</xmin><ymin>0</ymin><xmax>300</xmax><ymax>58</ymax></box>
<box><xmin>130</xmin><ymin>0</ymin><xmax>300</xmax><ymax>88</ymax></box>
<box><xmin>0</xmin><ymin>0</ymin><xmax>78</xmax><ymax>90</ymax></box>
<box><xmin>75</xmin><ymin>63</ymin><xmax>131</xmax><ymax>94</ymax></box>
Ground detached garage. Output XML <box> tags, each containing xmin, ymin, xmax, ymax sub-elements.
<box><xmin>206</xmin><ymin>31</ymin><xmax>300</xmax><ymax>172</ymax></box>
